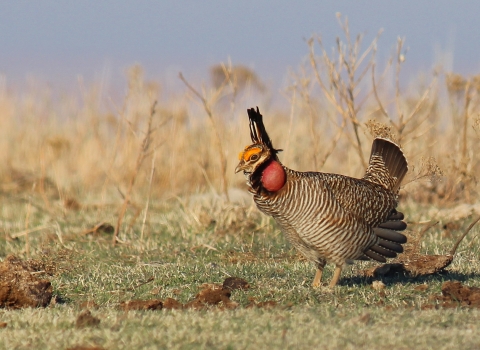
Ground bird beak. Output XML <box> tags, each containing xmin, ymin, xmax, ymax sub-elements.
<box><xmin>235</xmin><ymin>161</ymin><xmax>245</xmax><ymax>173</ymax></box>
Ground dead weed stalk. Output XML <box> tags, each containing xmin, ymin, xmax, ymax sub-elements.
<box><xmin>306</xmin><ymin>14</ymin><xmax>381</xmax><ymax>168</ymax></box>
<box><xmin>179</xmin><ymin>71</ymin><xmax>231</xmax><ymax>202</ymax></box>
<box><xmin>112</xmin><ymin>101</ymin><xmax>157</xmax><ymax>245</ymax></box>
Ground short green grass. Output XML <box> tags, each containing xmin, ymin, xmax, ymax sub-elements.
<box><xmin>1</xmin><ymin>198</ymin><xmax>479</xmax><ymax>349</ymax></box>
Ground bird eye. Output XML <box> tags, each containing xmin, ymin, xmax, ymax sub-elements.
<box><xmin>250</xmin><ymin>154</ymin><xmax>259</xmax><ymax>161</ymax></box>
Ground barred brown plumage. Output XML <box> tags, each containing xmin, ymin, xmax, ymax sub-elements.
<box><xmin>235</xmin><ymin>107</ymin><xmax>409</xmax><ymax>288</ymax></box>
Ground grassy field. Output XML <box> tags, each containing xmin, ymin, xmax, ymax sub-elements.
<box><xmin>1</xmin><ymin>22</ymin><xmax>480</xmax><ymax>349</ymax></box>
<box><xmin>0</xmin><ymin>197</ymin><xmax>479</xmax><ymax>349</ymax></box>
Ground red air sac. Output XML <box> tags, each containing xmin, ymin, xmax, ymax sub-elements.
<box><xmin>261</xmin><ymin>160</ymin><xmax>286</xmax><ymax>192</ymax></box>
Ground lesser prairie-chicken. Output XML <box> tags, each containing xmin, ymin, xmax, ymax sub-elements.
<box><xmin>235</xmin><ymin>107</ymin><xmax>408</xmax><ymax>287</ymax></box>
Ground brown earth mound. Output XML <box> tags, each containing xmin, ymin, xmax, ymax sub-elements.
<box><xmin>0</xmin><ymin>255</ymin><xmax>53</xmax><ymax>309</ymax></box>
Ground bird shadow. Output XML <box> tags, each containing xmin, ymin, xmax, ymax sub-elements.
<box><xmin>339</xmin><ymin>270</ymin><xmax>480</xmax><ymax>287</ymax></box>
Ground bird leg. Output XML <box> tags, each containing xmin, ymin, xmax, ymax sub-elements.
<box><xmin>328</xmin><ymin>266</ymin><xmax>343</xmax><ymax>288</ymax></box>
<box><xmin>312</xmin><ymin>260</ymin><xmax>326</xmax><ymax>287</ymax></box>
<box><xmin>312</xmin><ymin>268</ymin><xmax>323</xmax><ymax>287</ymax></box>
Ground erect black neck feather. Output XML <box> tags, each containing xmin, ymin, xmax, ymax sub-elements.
<box><xmin>247</xmin><ymin>107</ymin><xmax>282</xmax><ymax>160</ymax></box>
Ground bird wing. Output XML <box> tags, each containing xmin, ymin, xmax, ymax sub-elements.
<box><xmin>320</xmin><ymin>173</ymin><xmax>397</xmax><ymax>227</ymax></box>
<box><xmin>316</xmin><ymin>174</ymin><xmax>406</xmax><ymax>262</ymax></box>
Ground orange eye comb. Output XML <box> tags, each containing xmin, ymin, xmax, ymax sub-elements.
<box><xmin>239</xmin><ymin>146</ymin><xmax>262</xmax><ymax>161</ymax></box>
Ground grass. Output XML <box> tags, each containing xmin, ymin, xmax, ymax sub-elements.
<box><xmin>1</xmin><ymin>198</ymin><xmax>479</xmax><ymax>349</ymax></box>
<box><xmin>1</xmin><ymin>307</ymin><xmax>479</xmax><ymax>349</ymax></box>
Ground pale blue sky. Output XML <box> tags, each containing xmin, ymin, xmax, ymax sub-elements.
<box><xmin>1</xmin><ymin>1</ymin><xmax>479</xmax><ymax>92</ymax></box>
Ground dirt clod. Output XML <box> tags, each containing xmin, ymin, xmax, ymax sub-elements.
<box><xmin>64</xmin><ymin>197</ymin><xmax>82</xmax><ymax>211</ymax></box>
<box><xmin>119</xmin><ymin>278</ymin><xmax>250</xmax><ymax>311</ymax></box>
<box><xmin>119</xmin><ymin>299</ymin><xmax>163</xmax><ymax>311</ymax></box>
<box><xmin>76</xmin><ymin>310</ymin><xmax>101</xmax><ymax>328</ymax></box>
<box><xmin>79</xmin><ymin>300</ymin><xmax>99</xmax><ymax>310</ymax></box>
<box><xmin>403</xmin><ymin>255</ymin><xmax>455</xmax><ymax>276</ymax></box>
<box><xmin>0</xmin><ymin>322</ymin><xmax>7</xmax><ymax>328</ymax></box>
<box><xmin>0</xmin><ymin>255</ymin><xmax>53</xmax><ymax>309</ymax></box>
<box><xmin>421</xmin><ymin>281</ymin><xmax>480</xmax><ymax>309</ymax></box>
<box><xmin>162</xmin><ymin>297</ymin><xmax>183</xmax><ymax>310</ymax></box>
<box><xmin>438</xmin><ymin>281</ymin><xmax>480</xmax><ymax>308</ymax></box>
<box><xmin>256</xmin><ymin>300</ymin><xmax>277</xmax><ymax>309</ymax></box>
<box><xmin>185</xmin><ymin>284</ymin><xmax>237</xmax><ymax>310</ymax></box>
<box><xmin>223</xmin><ymin>277</ymin><xmax>250</xmax><ymax>291</ymax></box>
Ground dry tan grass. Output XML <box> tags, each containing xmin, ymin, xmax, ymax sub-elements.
<box><xmin>0</xmin><ymin>71</ymin><xmax>476</xmax><ymax>200</ymax></box>
<box><xmin>1</xmin><ymin>38</ymin><xmax>478</xmax><ymax>223</ymax></box>
<box><xmin>0</xmin><ymin>19</ymin><xmax>479</xmax><ymax>245</ymax></box>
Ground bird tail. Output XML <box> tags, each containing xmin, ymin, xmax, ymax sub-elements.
<box><xmin>363</xmin><ymin>138</ymin><xmax>408</xmax><ymax>192</ymax></box>
<box><xmin>360</xmin><ymin>210</ymin><xmax>408</xmax><ymax>263</ymax></box>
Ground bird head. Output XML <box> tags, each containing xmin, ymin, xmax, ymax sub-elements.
<box><xmin>235</xmin><ymin>107</ymin><xmax>282</xmax><ymax>174</ymax></box>
<box><xmin>235</xmin><ymin>144</ymin><xmax>272</xmax><ymax>174</ymax></box>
